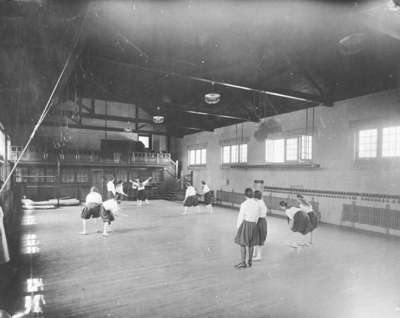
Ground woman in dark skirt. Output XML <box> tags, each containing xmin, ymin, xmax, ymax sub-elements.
<box><xmin>201</xmin><ymin>180</ymin><xmax>214</xmax><ymax>214</ymax></box>
<box><xmin>100</xmin><ymin>198</ymin><xmax>118</xmax><ymax>237</ymax></box>
<box><xmin>253</xmin><ymin>190</ymin><xmax>267</xmax><ymax>261</ymax></box>
<box><xmin>80</xmin><ymin>186</ymin><xmax>103</xmax><ymax>235</ymax></box>
<box><xmin>234</xmin><ymin>188</ymin><xmax>260</xmax><ymax>269</ymax></box>
<box><xmin>296</xmin><ymin>194</ymin><xmax>319</xmax><ymax>243</ymax></box>
<box><xmin>183</xmin><ymin>183</ymin><xmax>200</xmax><ymax>215</ymax></box>
<box><xmin>279</xmin><ymin>200</ymin><xmax>316</xmax><ymax>248</ymax></box>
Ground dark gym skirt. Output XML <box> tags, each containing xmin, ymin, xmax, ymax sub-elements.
<box><xmin>291</xmin><ymin>211</ymin><xmax>317</xmax><ymax>235</ymax></box>
<box><xmin>81</xmin><ymin>203</ymin><xmax>101</xmax><ymax>219</ymax></box>
<box><xmin>100</xmin><ymin>206</ymin><xmax>115</xmax><ymax>224</ymax></box>
<box><xmin>253</xmin><ymin>217</ymin><xmax>267</xmax><ymax>245</ymax></box>
<box><xmin>184</xmin><ymin>195</ymin><xmax>198</xmax><ymax>207</ymax></box>
<box><xmin>107</xmin><ymin>191</ymin><xmax>115</xmax><ymax>200</ymax></box>
<box><xmin>204</xmin><ymin>191</ymin><xmax>213</xmax><ymax>205</ymax></box>
<box><xmin>138</xmin><ymin>189</ymin><xmax>146</xmax><ymax>201</ymax></box>
<box><xmin>234</xmin><ymin>220</ymin><xmax>257</xmax><ymax>247</ymax></box>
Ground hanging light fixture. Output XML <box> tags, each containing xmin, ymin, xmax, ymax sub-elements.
<box><xmin>152</xmin><ymin>106</ymin><xmax>165</xmax><ymax>124</ymax></box>
<box><xmin>204</xmin><ymin>92</ymin><xmax>221</xmax><ymax>104</ymax></box>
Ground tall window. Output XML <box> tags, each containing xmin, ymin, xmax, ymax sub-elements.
<box><xmin>358</xmin><ymin>129</ymin><xmax>378</xmax><ymax>158</ymax></box>
<box><xmin>285</xmin><ymin>138</ymin><xmax>298</xmax><ymax>161</ymax></box>
<box><xmin>188</xmin><ymin>147</ymin><xmax>207</xmax><ymax>166</ymax></box>
<box><xmin>382</xmin><ymin>126</ymin><xmax>400</xmax><ymax>157</ymax></box>
<box><xmin>231</xmin><ymin>144</ymin><xmax>238</xmax><ymax>163</ymax></box>
<box><xmin>239</xmin><ymin>144</ymin><xmax>247</xmax><ymax>163</ymax></box>
<box><xmin>300</xmin><ymin>135</ymin><xmax>312</xmax><ymax>160</ymax></box>
<box><xmin>266</xmin><ymin>139</ymin><xmax>285</xmax><ymax>163</ymax></box>
<box><xmin>266</xmin><ymin>136</ymin><xmax>312</xmax><ymax>163</ymax></box>
<box><xmin>222</xmin><ymin>146</ymin><xmax>230</xmax><ymax>164</ymax></box>
<box><xmin>221</xmin><ymin>143</ymin><xmax>248</xmax><ymax>164</ymax></box>
<box><xmin>0</xmin><ymin>129</ymin><xmax>5</xmax><ymax>160</ymax></box>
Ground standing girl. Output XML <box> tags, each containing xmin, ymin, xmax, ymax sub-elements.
<box><xmin>130</xmin><ymin>177</ymin><xmax>152</xmax><ymax>206</ymax></box>
<box><xmin>234</xmin><ymin>188</ymin><xmax>260</xmax><ymax>269</ymax></box>
<box><xmin>253</xmin><ymin>190</ymin><xmax>267</xmax><ymax>261</ymax></box>
<box><xmin>183</xmin><ymin>183</ymin><xmax>200</xmax><ymax>215</ymax></box>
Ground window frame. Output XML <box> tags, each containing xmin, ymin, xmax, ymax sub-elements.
<box><xmin>355</xmin><ymin>125</ymin><xmax>400</xmax><ymax>161</ymax></box>
<box><xmin>221</xmin><ymin>142</ymin><xmax>248</xmax><ymax>165</ymax></box>
<box><xmin>188</xmin><ymin>146</ymin><xmax>207</xmax><ymax>167</ymax></box>
<box><xmin>265</xmin><ymin>135</ymin><xmax>313</xmax><ymax>164</ymax></box>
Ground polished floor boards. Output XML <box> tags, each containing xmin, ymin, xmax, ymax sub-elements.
<box><xmin>15</xmin><ymin>200</ymin><xmax>400</xmax><ymax>317</ymax></box>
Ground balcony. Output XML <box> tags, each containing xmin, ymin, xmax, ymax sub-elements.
<box><xmin>10</xmin><ymin>146</ymin><xmax>175</xmax><ymax>168</ymax></box>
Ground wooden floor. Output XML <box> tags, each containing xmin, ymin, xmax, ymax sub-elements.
<box><xmin>13</xmin><ymin>200</ymin><xmax>400</xmax><ymax>317</ymax></box>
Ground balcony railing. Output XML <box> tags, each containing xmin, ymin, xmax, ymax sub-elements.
<box><xmin>10</xmin><ymin>146</ymin><xmax>173</xmax><ymax>166</ymax></box>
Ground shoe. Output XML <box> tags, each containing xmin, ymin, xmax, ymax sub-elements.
<box><xmin>79</xmin><ymin>232</ymin><xmax>87</xmax><ymax>235</ymax></box>
<box><xmin>102</xmin><ymin>232</ymin><xmax>109</xmax><ymax>237</ymax></box>
<box><xmin>234</xmin><ymin>262</ymin><xmax>247</xmax><ymax>269</ymax></box>
<box><xmin>252</xmin><ymin>257</ymin><xmax>262</xmax><ymax>262</ymax></box>
<box><xmin>248</xmin><ymin>261</ymin><xmax>252</xmax><ymax>267</ymax></box>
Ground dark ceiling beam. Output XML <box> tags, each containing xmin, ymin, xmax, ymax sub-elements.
<box><xmin>163</xmin><ymin>107</ymin><xmax>250</xmax><ymax>122</ymax></box>
<box><xmin>60</xmin><ymin>110</ymin><xmax>155</xmax><ymax>125</ymax></box>
<box><xmin>91</xmin><ymin>56</ymin><xmax>328</xmax><ymax>105</ymax></box>
<box><xmin>40</xmin><ymin>121</ymin><xmax>171</xmax><ymax>136</ymax></box>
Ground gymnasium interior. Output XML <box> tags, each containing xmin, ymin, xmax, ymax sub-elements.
<box><xmin>1</xmin><ymin>0</ymin><xmax>400</xmax><ymax>317</ymax></box>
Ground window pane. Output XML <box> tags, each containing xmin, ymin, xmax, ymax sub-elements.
<box><xmin>201</xmin><ymin>148</ymin><xmax>207</xmax><ymax>164</ymax></box>
<box><xmin>231</xmin><ymin>145</ymin><xmax>238</xmax><ymax>163</ymax></box>
<box><xmin>300</xmin><ymin>135</ymin><xmax>312</xmax><ymax>160</ymax></box>
<box><xmin>382</xmin><ymin>126</ymin><xmax>400</xmax><ymax>157</ymax></box>
<box><xmin>239</xmin><ymin>144</ymin><xmax>247</xmax><ymax>163</ymax></box>
<box><xmin>195</xmin><ymin>149</ymin><xmax>201</xmax><ymax>164</ymax></box>
<box><xmin>222</xmin><ymin>146</ymin><xmax>230</xmax><ymax>164</ymax></box>
<box><xmin>138</xmin><ymin>135</ymin><xmax>150</xmax><ymax>149</ymax></box>
<box><xmin>76</xmin><ymin>168</ymin><xmax>89</xmax><ymax>183</ymax></box>
<box><xmin>286</xmin><ymin>138</ymin><xmax>298</xmax><ymax>161</ymax></box>
<box><xmin>61</xmin><ymin>168</ymin><xmax>75</xmax><ymax>183</ymax></box>
<box><xmin>358</xmin><ymin>129</ymin><xmax>377</xmax><ymax>158</ymax></box>
<box><xmin>266</xmin><ymin>139</ymin><xmax>284</xmax><ymax>163</ymax></box>
<box><xmin>189</xmin><ymin>150</ymin><xmax>195</xmax><ymax>165</ymax></box>
<box><xmin>0</xmin><ymin>130</ymin><xmax>4</xmax><ymax>160</ymax></box>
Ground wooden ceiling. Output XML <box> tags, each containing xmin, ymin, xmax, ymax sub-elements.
<box><xmin>1</xmin><ymin>0</ymin><xmax>399</xmax><ymax>137</ymax></box>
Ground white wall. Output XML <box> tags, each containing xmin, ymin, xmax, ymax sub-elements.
<box><xmin>178</xmin><ymin>89</ymin><xmax>400</xmax><ymax>227</ymax></box>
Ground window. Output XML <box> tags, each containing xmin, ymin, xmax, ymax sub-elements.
<box><xmin>239</xmin><ymin>144</ymin><xmax>247</xmax><ymax>163</ymax></box>
<box><xmin>266</xmin><ymin>136</ymin><xmax>313</xmax><ymax>163</ymax></box>
<box><xmin>189</xmin><ymin>149</ymin><xmax>196</xmax><ymax>165</ymax></box>
<box><xmin>300</xmin><ymin>136</ymin><xmax>312</xmax><ymax>160</ymax></box>
<box><xmin>266</xmin><ymin>139</ymin><xmax>285</xmax><ymax>163</ymax></box>
<box><xmin>76</xmin><ymin>168</ymin><xmax>89</xmax><ymax>183</ymax></box>
<box><xmin>221</xmin><ymin>143</ymin><xmax>248</xmax><ymax>164</ymax></box>
<box><xmin>61</xmin><ymin>168</ymin><xmax>75</xmax><ymax>183</ymax></box>
<box><xmin>195</xmin><ymin>149</ymin><xmax>201</xmax><ymax>165</ymax></box>
<box><xmin>358</xmin><ymin>129</ymin><xmax>378</xmax><ymax>159</ymax></box>
<box><xmin>231</xmin><ymin>145</ymin><xmax>238</xmax><ymax>163</ymax></box>
<box><xmin>222</xmin><ymin>146</ymin><xmax>230</xmax><ymax>164</ymax></box>
<box><xmin>138</xmin><ymin>135</ymin><xmax>150</xmax><ymax>149</ymax></box>
<box><xmin>188</xmin><ymin>147</ymin><xmax>207</xmax><ymax>166</ymax></box>
<box><xmin>382</xmin><ymin>126</ymin><xmax>400</xmax><ymax>157</ymax></box>
<box><xmin>0</xmin><ymin>129</ymin><xmax>5</xmax><ymax>160</ymax></box>
<box><xmin>286</xmin><ymin>138</ymin><xmax>298</xmax><ymax>161</ymax></box>
<box><xmin>201</xmin><ymin>148</ymin><xmax>207</xmax><ymax>164</ymax></box>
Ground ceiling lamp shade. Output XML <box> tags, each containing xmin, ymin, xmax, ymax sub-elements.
<box><xmin>153</xmin><ymin>106</ymin><xmax>165</xmax><ymax>124</ymax></box>
<box><xmin>204</xmin><ymin>93</ymin><xmax>221</xmax><ymax>104</ymax></box>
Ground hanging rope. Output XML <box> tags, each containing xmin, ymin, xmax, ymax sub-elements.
<box><xmin>0</xmin><ymin>8</ymin><xmax>88</xmax><ymax>194</ymax></box>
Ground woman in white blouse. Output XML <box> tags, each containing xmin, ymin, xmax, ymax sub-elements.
<box><xmin>183</xmin><ymin>183</ymin><xmax>200</xmax><ymax>215</ymax></box>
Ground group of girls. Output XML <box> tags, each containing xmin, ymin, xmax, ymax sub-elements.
<box><xmin>80</xmin><ymin>176</ymin><xmax>152</xmax><ymax>236</ymax></box>
<box><xmin>234</xmin><ymin>188</ymin><xmax>267</xmax><ymax>269</ymax></box>
<box><xmin>80</xmin><ymin>186</ymin><xmax>118</xmax><ymax>237</ymax></box>
<box><xmin>182</xmin><ymin>181</ymin><xmax>213</xmax><ymax>215</ymax></box>
<box><xmin>234</xmin><ymin>190</ymin><xmax>318</xmax><ymax>269</ymax></box>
